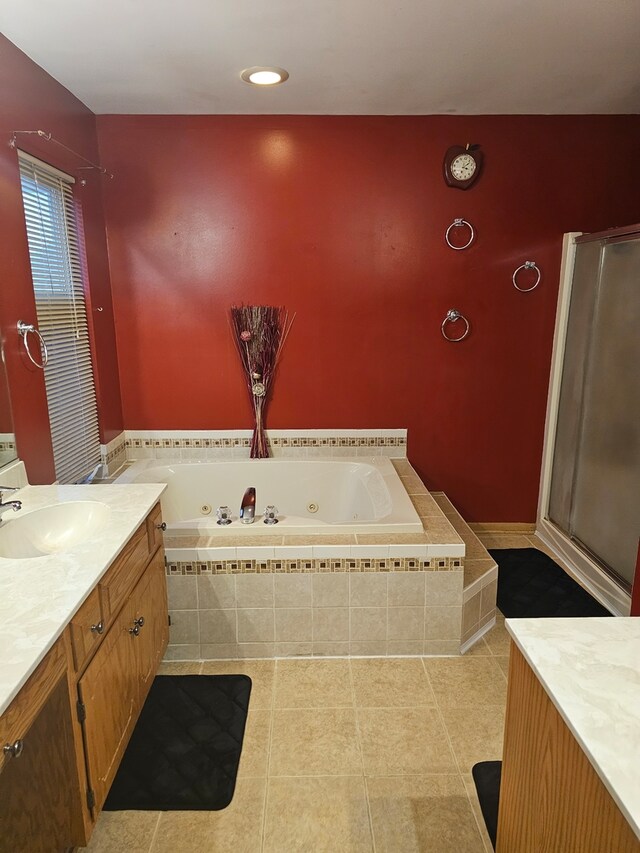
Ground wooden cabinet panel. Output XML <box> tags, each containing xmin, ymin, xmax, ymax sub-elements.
<box><xmin>497</xmin><ymin>646</ymin><xmax>640</xmax><ymax>853</ymax></box>
<box><xmin>0</xmin><ymin>654</ymin><xmax>82</xmax><ymax>853</ymax></box>
<box><xmin>146</xmin><ymin>502</ymin><xmax>164</xmax><ymax>554</ymax></box>
<box><xmin>79</xmin><ymin>551</ymin><xmax>169</xmax><ymax>813</ymax></box>
<box><xmin>70</xmin><ymin>586</ymin><xmax>104</xmax><ymax>673</ymax></box>
<box><xmin>99</xmin><ymin>521</ymin><xmax>149</xmax><ymax>624</ymax></box>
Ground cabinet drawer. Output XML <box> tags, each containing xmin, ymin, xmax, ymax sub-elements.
<box><xmin>146</xmin><ymin>502</ymin><xmax>164</xmax><ymax>554</ymax></box>
<box><xmin>70</xmin><ymin>587</ymin><xmax>104</xmax><ymax>673</ymax></box>
<box><xmin>0</xmin><ymin>638</ymin><xmax>66</xmax><ymax>775</ymax></box>
<box><xmin>99</xmin><ymin>522</ymin><xmax>149</xmax><ymax>624</ymax></box>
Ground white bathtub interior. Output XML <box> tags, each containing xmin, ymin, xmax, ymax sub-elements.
<box><xmin>117</xmin><ymin>457</ymin><xmax>423</xmax><ymax>535</ymax></box>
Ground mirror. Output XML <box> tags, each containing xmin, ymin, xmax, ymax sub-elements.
<box><xmin>0</xmin><ymin>339</ymin><xmax>17</xmax><ymax>469</ymax></box>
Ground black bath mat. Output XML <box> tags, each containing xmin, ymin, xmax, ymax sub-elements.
<box><xmin>471</xmin><ymin>761</ymin><xmax>501</xmax><ymax>850</ymax></box>
<box><xmin>489</xmin><ymin>548</ymin><xmax>612</xmax><ymax>618</ymax></box>
<box><xmin>103</xmin><ymin>674</ymin><xmax>251</xmax><ymax>811</ymax></box>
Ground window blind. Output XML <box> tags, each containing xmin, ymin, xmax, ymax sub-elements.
<box><xmin>18</xmin><ymin>151</ymin><xmax>101</xmax><ymax>484</ymax></box>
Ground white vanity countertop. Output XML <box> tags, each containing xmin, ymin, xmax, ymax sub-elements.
<box><xmin>506</xmin><ymin>617</ymin><xmax>640</xmax><ymax>840</ymax></box>
<box><xmin>0</xmin><ymin>483</ymin><xmax>165</xmax><ymax>715</ymax></box>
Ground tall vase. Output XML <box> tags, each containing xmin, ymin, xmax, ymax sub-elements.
<box><xmin>250</xmin><ymin>398</ymin><xmax>269</xmax><ymax>459</ymax></box>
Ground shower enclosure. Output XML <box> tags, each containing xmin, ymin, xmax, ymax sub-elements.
<box><xmin>538</xmin><ymin>225</ymin><xmax>640</xmax><ymax>616</ymax></box>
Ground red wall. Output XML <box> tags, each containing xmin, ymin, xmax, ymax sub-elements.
<box><xmin>0</xmin><ymin>36</ymin><xmax>124</xmax><ymax>482</ymax></box>
<box><xmin>97</xmin><ymin>114</ymin><xmax>640</xmax><ymax>521</ymax></box>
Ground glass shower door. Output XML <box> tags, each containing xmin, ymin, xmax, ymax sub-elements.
<box><xmin>549</xmin><ymin>236</ymin><xmax>640</xmax><ymax>588</ymax></box>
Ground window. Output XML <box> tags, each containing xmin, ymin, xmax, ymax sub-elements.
<box><xmin>18</xmin><ymin>151</ymin><xmax>101</xmax><ymax>483</ymax></box>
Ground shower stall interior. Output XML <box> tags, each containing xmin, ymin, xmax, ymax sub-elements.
<box><xmin>538</xmin><ymin>225</ymin><xmax>640</xmax><ymax>615</ymax></box>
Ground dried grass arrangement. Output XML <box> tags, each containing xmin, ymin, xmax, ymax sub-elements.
<box><xmin>230</xmin><ymin>305</ymin><xmax>294</xmax><ymax>458</ymax></box>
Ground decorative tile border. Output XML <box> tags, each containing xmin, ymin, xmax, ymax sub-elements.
<box><xmin>124</xmin><ymin>429</ymin><xmax>407</xmax><ymax>460</ymax></box>
<box><xmin>166</xmin><ymin>556</ymin><xmax>463</xmax><ymax>575</ymax></box>
<box><xmin>100</xmin><ymin>431</ymin><xmax>127</xmax><ymax>476</ymax></box>
<box><xmin>0</xmin><ymin>441</ymin><xmax>16</xmax><ymax>453</ymax></box>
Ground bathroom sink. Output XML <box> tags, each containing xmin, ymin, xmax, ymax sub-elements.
<box><xmin>0</xmin><ymin>501</ymin><xmax>111</xmax><ymax>559</ymax></box>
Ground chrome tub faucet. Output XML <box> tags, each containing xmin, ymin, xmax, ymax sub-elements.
<box><xmin>240</xmin><ymin>487</ymin><xmax>256</xmax><ymax>524</ymax></box>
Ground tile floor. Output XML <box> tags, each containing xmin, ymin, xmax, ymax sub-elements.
<box><xmin>83</xmin><ymin>616</ymin><xmax>511</xmax><ymax>853</ymax></box>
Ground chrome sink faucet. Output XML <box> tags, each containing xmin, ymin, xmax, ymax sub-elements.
<box><xmin>0</xmin><ymin>487</ymin><xmax>22</xmax><ymax>524</ymax></box>
<box><xmin>240</xmin><ymin>487</ymin><xmax>256</xmax><ymax>524</ymax></box>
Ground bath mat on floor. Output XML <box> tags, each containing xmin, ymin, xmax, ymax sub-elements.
<box><xmin>103</xmin><ymin>674</ymin><xmax>251</xmax><ymax>811</ymax></box>
<box><xmin>489</xmin><ymin>548</ymin><xmax>612</xmax><ymax>619</ymax></box>
<box><xmin>471</xmin><ymin>761</ymin><xmax>501</xmax><ymax>850</ymax></box>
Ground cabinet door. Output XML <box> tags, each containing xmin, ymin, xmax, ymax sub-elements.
<box><xmin>0</xmin><ymin>674</ymin><xmax>79</xmax><ymax>853</ymax></box>
<box><xmin>133</xmin><ymin>548</ymin><xmax>169</xmax><ymax>702</ymax></box>
<box><xmin>78</xmin><ymin>550</ymin><xmax>169</xmax><ymax>813</ymax></box>
<box><xmin>78</xmin><ymin>593</ymin><xmax>140</xmax><ymax>812</ymax></box>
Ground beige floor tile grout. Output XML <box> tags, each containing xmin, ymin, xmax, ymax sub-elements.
<box><xmin>348</xmin><ymin>658</ymin><xmax>378</xmax><ymax>853</ymax></box>
<box><xmin>259</xmin><ymin>660</ymin><xmax>278</xmax><ymax>852</ymax></box>
<box><xmin>144</xmin><ymin>813</ymin><xmax>163</xmax><ymax>853</ymax></box>
<box><xmin>420</xmin><ymin>656</ymin><xmax>492</xmax><ymax>853</ymax></box>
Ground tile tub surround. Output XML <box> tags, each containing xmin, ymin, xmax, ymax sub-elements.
<box><xmin>123</xmin><ymin>428</ymin><xmax>407</xmax><ymax>460</ymax></box>
<box><xmin>100</xmin><ymin>431</ymin><xmax>127</xmax><ymax>476</ymax></box>
<box><xmin>163</xmin><ymin>460</ymin><xmax>472</xmax><ymax>659</ymax></box>
<box><xmin>432</xmin><ymin>493</ymin><xmax>499</xmax><ymax>650</ymax></box>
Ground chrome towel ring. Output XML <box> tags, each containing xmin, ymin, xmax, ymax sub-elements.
<box><xmin>441</xmin><ymin>309</ymin><xmax>470</xmax><ymax>342</ymax></box>
<box><xmin>17</xmin><ymin>320</ymin><xmax>48</xmax><ymax>368</ymax></box>
<box><xmin>445</xmin><ymin>218</ymin><xmax>475</xmax><ymax>251</ymax></box>
<box><xmin>512</xmin><ymin>260</ymin><xmax>541</xmax><ymax>292</ymax></box>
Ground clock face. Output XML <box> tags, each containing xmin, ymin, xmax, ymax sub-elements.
<box><xmin>450</xmin><ymin>153</ymin><xmax>477</xmax><ymax>181</ymax></box>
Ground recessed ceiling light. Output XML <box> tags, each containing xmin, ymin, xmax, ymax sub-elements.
<box><xmin>241</xmin><ymin>67</ymin><xmax>289</xmax><ymax>86</ymax></box>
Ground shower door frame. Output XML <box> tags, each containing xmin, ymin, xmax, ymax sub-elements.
<box><xmin>536</xmin><ymin>226</ymin><xmax>640</xmax><ymax>617</ymax></box>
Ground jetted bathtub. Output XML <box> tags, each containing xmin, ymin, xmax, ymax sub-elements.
<box><xmin>116</xmin><ymin>457</ymin><xmax>422</xmax><ymax>536</ymax></box>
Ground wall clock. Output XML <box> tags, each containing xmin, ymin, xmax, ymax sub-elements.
<box><xmin>443</xmin><ymin>144</ymin><xmax>483</xmax><ymax>190</ymax></box>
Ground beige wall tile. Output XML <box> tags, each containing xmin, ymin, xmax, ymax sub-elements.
<box><xmin>264</xmin><ymin>776</ymin><xmax>372</xmax><ymax>853</ymax></box>
<box><xmin>367</xmin><ymin>775</ymin><xmax>485</xmax><ymax>853</ymax></box>
<box><xmin>275</xmin><ymin>642</ymin><xmax>313</xmax><ymax>657</ymax></box>
<box><xmin>464</xmin><ymin>559</ymin><xmax>497</xmax><ymax>589</ymax></box>
<box><xmin>388</xmin><ymin>606</ymin><xmax>424</xmax><ymax>641</ymax></box>
<box><xmin>426</xmin><ymin>571</ymin><xmax>463</xmax><ymax>606</ymax></box>
<box><xmin>168</xmin><ymin>610</ymin><xmax>199</xmax><ymax>645</ymax></box>
<box><xmin>236</xmin><ymin>642</ymin><xmax>275</xmax><ymax>659</ymax></box>
<box><xmin>411</xmin><ymin>494</ymin><xmax>448</xmax><ymax>517</ymax></box>
<box><xmin>422</xmin><ymin>515</ymin><xmax>464</xmax><ymax>545</ymax></box>
<box><xmin>274</xmin><ymin>574</ymin><xmax>312</xmax><ymax>608</ymax></box>
<box><xmin>462</xmin><ymin>594</ymin><xmax>481</xmax><ymax>635</ymax></box>
<box><xmin>425</xmin><ymin>606</ymin><xmax>462</xmax><ymax>641</ymax></box>
<box><xmin>312</xmin><ymin>573</ymin><xmax>349</xmax><ymax>607</ymax></box>
<box><xmin>157</xmin><ymin>660</ymin><xmax>202</xmax><ymax>675</ymax></box>
<box><xmin>387</xmin><ymin>573</ymin><xmax>425</xmax><ymax>606</ymax></box>
<box><xmin>197</xmin><ymin>575</ymin><xmax>236</xmax><ymax>609</ymax></box>
<box><xmin>199</xmin><ymin>609</ymin><xmax>237</xmax><ymax>645</ymax></box>
<box><xmin>358</xmin><ymin>708</ymin><xmax>456</xmax><ymax>775</ymax></box>
<box><xmin>235</xmin><ymin>574</ymin><xmax>274</xmax><ymax>608</ymax></box>
<box><xmin>312</xmin><ymin>607</ymin><xmax>349</xmax><ymax>642</ymax></box>
<box><xmin>274</xmin><ymin>659</ymin><xmax>353</xmax><ymax>708</ymax></box>
<box><xmin>351</xmin><ymin>607</ymin><xmax>387</xmax><ymax>641</ymax></box>
<box><xmin>270</xmin><ymin>708</ymin><xmax>361</xmax><ymax>775</ymax></box>
<box><xmin>350</xmin><ymin>574</ymin><xmax>387</xmax><ymax>607</ymax></box>
<box><xmin>199</xmin><ymin>643</ymin><xmax>239</xmax><ymax>660</ymax></box>
<box><xmin>275</xmin><ymin>608</ymin><xmax>312</xmax><ymax>642</ymax></box>
<box><xmin>423</xmin><ymin>640</ymin><xmax>460</xmax><ymax>655</ymax></box>
<box><xmin>350</xmin><ymin>641</ymin><xmax>388</xmax><ymax>656</ymax></box>
<box><xmin>166</xmin><ymin>576</ymin><xmax>198</xmax><ymax>610</ymax></box>
<box><xmin>313</xmin><ymin>641</ymin><xmax>350</xmax><ymax>656</ymax></box>
<box><xmin>163</xmin><ymin>644</ymin><xmax>200</xmax><ymax>661</ymax></box>
<box><xmin>237</xmin><ymin>608</ymin><xmax>275</xmax><ymax>643</ymax></box>
<box><xmin>480</xmin><ymin>580</ymin><xmax>497</xmax><ymax>619</ymax></box>
<box><xmin>387</xmin><ymin>640</ymin><xmax>424</xmax><ymax>656</ymax></box>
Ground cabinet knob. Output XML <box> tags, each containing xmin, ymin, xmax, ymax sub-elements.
<box><xmin>3</xmin><ymin>740</ymin><xmax>24</xmax><ymax>759</ymax></box>
<box><xmin>134</xmin><ymin>616</ymin><xmax>145</xmax><ymax>628</ymax></box>
<box><xmin>90</xmin><ymin>620</ymin><xmax>104</xmax><ymax>635</ymax></box>
<box><xmin>129</xmin><ymin>625</ymin><xmax>140</xmax><ymax>637</ymax></box>
<box><xmin>156</xmin><ymin>522</ymin><xmax>166</xmax><ymax>531</ymax></box>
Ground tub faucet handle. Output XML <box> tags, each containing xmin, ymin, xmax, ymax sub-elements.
<box><xmin>263</xmin><ymin>506</ymin><xmax>279</xmax><ymax>525</ymax></box>
<box><xmin>216</xmin><ymin>506</ymin><xmax>232</xmax><ymax>525</ymax></box>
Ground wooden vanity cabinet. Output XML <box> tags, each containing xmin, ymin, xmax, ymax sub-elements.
<box><xmin>0</xmin><ymin>639</ymin><xmax>84</xmax><ymax>853</ymax></box>
<box><xmin>78</xmin><ymin>547</ymin><xmax>168</xmax><ymax>812</ymax></box>
<box><xmin>0</xmin><ymin>502</ymin><xmax>169</xmax><ymax>851</ymax></box>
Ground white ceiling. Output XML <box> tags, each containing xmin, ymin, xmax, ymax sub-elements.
<box><xmin>2</xmin><ymin>0</ymin><xmax>640</xmax><ymax>114</ymax></box>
